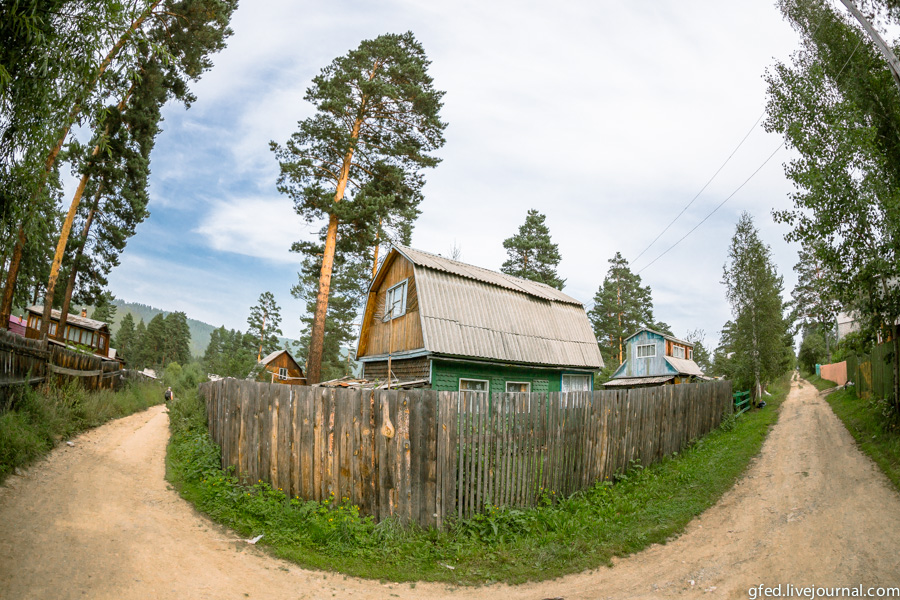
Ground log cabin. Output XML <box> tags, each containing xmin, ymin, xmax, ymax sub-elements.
<box><xmin>356</xmin><ymin>245</ymin><xmax>604</xmax><ymax>392</ymax></box>
<box><xmin>604</xmin><ymin>328</ymin><xmax>706</xmax><ymax>388</ymax></box>
<box><xmin>24</xmin><ymin>305</ymin><xmax>112</xmax><ymax>358</ymax></box>
<box><xmin>258</xmin><ymin>349</ymin><xmax>307</xmax><ymax>385</ymax></box>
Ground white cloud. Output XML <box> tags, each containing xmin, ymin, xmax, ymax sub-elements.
<box><xmin>194</xmin><ymin>196</ymin><xmax>315</xmax><ymax>265</ymax></box>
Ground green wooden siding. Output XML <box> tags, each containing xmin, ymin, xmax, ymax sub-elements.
<box><xmin>430</xmin><ymin>360</ymin><xmax>595</xmax><ymax>393</ymax></box>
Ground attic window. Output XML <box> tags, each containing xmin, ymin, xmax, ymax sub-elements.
<box><xmin>279</xmin><ymin>367</ymin><xmax>288</xmax><ymax>379</ymax></box>
<box><xmin>384</xmin><ymin>279</ymin><xmax>408</xmax><ymax>320</ymax></box>
<box><xmin>636</xmin><ymin>344</ymin><xmax>656</xmax><ymax>358</ymax></box>
<box><xmin>673</xmin><ymin>346</ymin><xmax>685</xmax><ymax>359</ymax></box>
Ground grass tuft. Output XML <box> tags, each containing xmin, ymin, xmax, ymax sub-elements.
<box><xmin>0</xmin><ymin>380</ymin><xmax>162</xmax><ymax>483</ymax></box>
<box><xmin>166</xmin><ymin>376</ymin><xmax>791</xmax><ymax>584</ymax></box>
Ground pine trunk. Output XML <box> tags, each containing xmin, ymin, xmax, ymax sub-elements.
<box><xmin>306</xmin><ymin>212</ymin><xmax>340</xmax><ymax>384</ymax></box>
<box><xmin>2</xmin><ymin>1</ymin><xmax>161</xmax><ymax>326</ymax></box>
<box><xmin>0</xmin><ymin>225</ymin><xmax>26</xmax><ymax>329</ymax></box>
<box><xmin>305</xmin><ymin>104</ymin><xmax>367</xmax><ymax>383</ymax></box>
<box><xmin>56</xmin><ymin>189</ymin><xmax>101</xmax><ymax>342</ymax></box>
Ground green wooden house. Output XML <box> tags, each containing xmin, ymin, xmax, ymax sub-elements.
<box><xmin>355</xmin><ymin>245</ymin><xmax>604</xmax><ymax>392</ymax></box>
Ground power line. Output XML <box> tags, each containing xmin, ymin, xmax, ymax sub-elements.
<box><xmin>630</xmin><ymin>112</ymin><xmax>764</xmax><ymax>266</ymax></box>
<box><xmin>634</xmin><ymin>7</ymin><xmax>862</xmax><ymax>276</ymax></box>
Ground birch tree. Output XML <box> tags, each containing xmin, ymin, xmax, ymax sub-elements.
<box><xmin>722</xmin><ymin>212</ymin><xmax>793</xmax><ymax>399</ymax></box>
<box><xmin>271</xmin><ymin>31</ymin><xmax>447</xmax><ymax>383</ymax></box>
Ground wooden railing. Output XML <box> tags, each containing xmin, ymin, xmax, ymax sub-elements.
<box><xmin>201</xmin><ymin>379</ymin><xmax>733</xmax><ymax>528</ymax></box>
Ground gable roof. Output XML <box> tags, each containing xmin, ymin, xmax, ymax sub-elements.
<box><xmin>26</xmin><ymin>305</ymin><xmax>109</xmax><ymax>332</ymax></box>
<box><xmin>368</xmin><ymin>246</ymin><xmax>603</xmax><ymax>370</ymax></box>
<box><xmin>259</xmin><ymin>349</ymin><xmax>302</xmax><ymax>370</ymax></box>
<box><xmin>623</xmin><ymin>327</ymin><xmax>692</xmax><ymax>347</ymax></box>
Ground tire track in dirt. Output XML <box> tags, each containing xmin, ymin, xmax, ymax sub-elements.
<box><xmin>1</xmin><ymin>378</ymin><xmax>898</xmax><ymax>599</ymax></box>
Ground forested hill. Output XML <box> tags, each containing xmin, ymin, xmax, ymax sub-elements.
<box><xmin>110</xmin><ymin>300</ymin><xmax>299</xmax><ymax>358</ymax></box>
<box><xmin>110</xmin><ymin>300</ymin><xmax>215</xmax><ymax>357</ymax></box>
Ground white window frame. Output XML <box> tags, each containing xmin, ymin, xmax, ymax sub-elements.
<box><xmin>383</xmin><ymin>279</ymin><xmax>408</xmax><ymax>321</ymax></box>
<box><xmin>636</xmin><ymin>343</ymin><xmax>656</xmax><ymax>358</ymax></box>
<box><xmin>688</xmin><ymin>348</ymin><xmax>693</xmax><ymax>360</ymax></box>
<box><xmin>561</xmin><ymin>374</ymin><xmax>592</xmax><ymax>392</ymax></box>
<box><xmin>278</xmin><ymin>367</ymin><xmax>288</xmax><ymax>379</ymax></box>
<box><xmin>505</xmin><ymin>381</ymin><xmax>531</xmax><ymax>393</ymax></box>
<box><xmin>459</xmin><ymin>378</ymin><xmax>489</xmax><ymax>392</ymax></box>
<box><xmin>673</xmin><ymin>346</ymin><xmax>685</xmax><ymax>359</ymax></box>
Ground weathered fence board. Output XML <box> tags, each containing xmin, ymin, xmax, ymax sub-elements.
<box><xmin>200</xmin><ymin>379</ymin><xmax>732</xmax><ymax>528</ymax></box>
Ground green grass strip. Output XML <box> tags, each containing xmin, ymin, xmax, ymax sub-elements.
<box><xmin>824</xmin><ymin>387</ymin><xmax>900</xmax><ymax>491</ymax></box>
<box><xmin>0</xmin><ymin>380</ymin><xmax>163</xmax><ymax>483</ymax></box>
<box><xmin>166</xmin><ymin>375</ymin><xmax>790</xmax><ymax>585</ymax></box>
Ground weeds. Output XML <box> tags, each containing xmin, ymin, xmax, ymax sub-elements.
<box><xmin>166</xmin><ymin>376</ymin><xmax>790</xmax><ymax>584</ymax></box>
<box><xmin>0</xmin><ymin>380</ymin><xmax>162</xmax><ymax>482</ymax></box>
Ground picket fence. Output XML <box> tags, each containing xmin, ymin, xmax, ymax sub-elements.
<box><xmin>200</xmin><ymin>378</ymin><xmax>732</xmax><ymax>528</ymax></box>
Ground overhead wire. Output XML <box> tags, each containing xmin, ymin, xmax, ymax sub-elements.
<box><xmin>633</xmin><ymin>3</ymin><xmax>861</xmax><ymax>276</ymax></box>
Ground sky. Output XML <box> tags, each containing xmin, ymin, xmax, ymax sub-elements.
<box><xmin>103</xmin><ymin>0</ymin><xmax>811</xmax><ymax>352</ymax></box>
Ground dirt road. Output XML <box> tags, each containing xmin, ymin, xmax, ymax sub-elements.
<box><xmin>1</xmin><ymin>377</ymin><xmax>899</xmax><ymax>599</ymax></box>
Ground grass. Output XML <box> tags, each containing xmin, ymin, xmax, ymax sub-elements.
<box><xmin>800</xmin><ymin>370</ymin><xmax>838</xmax><ymax>391</ymax></box>
<box><xmin>0</xmin><ymin>380</ymin><xmax>163</xmax><ymax>483</ymax></box>
<box><xmin>166</xmin><ymin>375</ymin><xmax>791</xmax><ymax>585</ymax></box>
<box><xmin>824</xmin><ymin>387</ymin><xmax>900</xmax><ymax>491</ymax></box>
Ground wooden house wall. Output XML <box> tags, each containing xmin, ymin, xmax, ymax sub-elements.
<box><xmin>25</xmin><ymin>312</ymin><xmax>110</xmax><ymax>358</ymax></box>
<box><xmin>358</xmin><ymin>256</ymin><xmax>424</xmax><ymax>357</ymax></box>
<box><xmin>263</xmin><ymin>353</ymin><xmax>304</xmax><ymax>385</ymax></box>
<box><xmin>620</xmin><ymin>330</ymin><xmax>674</xmax><ymax>378</ymax></box>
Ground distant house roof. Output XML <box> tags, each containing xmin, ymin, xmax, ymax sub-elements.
<box><xmin>372</xmin><ymin>245</ymin><xmax>603</xmax><ymax>370</ymax></box>
<box><xmin>664</xmin><ymin>356</ymin><xmax>704</xmax><ymax>377</ymax></box>
<box><xmin>623</xmin><ymin>327</ymin><xmax>692</xmax><ymax>347</ymax></box>
<box><xmin>259</xmin><ymin>349</ymin><xmax>303</xmax><ymax>369</ymax></box>
<box><xmin>604</xmin><ymin>375</ymin><xmax>676</xmax><ymax>387</ymax></box>
<box><xmin>26</xmin><ymin>305</ymin><xmax>109</xmax><ymax>331</ymax></box>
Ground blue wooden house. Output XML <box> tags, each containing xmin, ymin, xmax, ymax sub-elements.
<box><xmin>604</xmin><ymin>328</ymin><xmax>705</xmax><ymax>388</ymax></box>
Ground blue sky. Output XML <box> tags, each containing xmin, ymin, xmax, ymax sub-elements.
<box><xmin>99</xmin><ymin>0</ymin><xmax>808</xmax><ymax>350</ymax></box>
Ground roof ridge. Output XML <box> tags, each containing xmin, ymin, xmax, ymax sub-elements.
<box><xmin>394</xmin><ymin>244</ymin><xmax>581</xmax><ymax>304</ymax></box>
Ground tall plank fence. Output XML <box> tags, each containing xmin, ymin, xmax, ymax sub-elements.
<box><xmin>0</xmin><ymin>328</ymin><xmax>123</xmax><ymax>404</ymax></box>
<box><xmin>200</xmin><ymin>379</ymin><xmax>732</xmax><ymax>528</ymax></box>
<box><xmin>846</xmin><ymin>342</ymin><xmax>896</xmax><ymax>402</ymax></box>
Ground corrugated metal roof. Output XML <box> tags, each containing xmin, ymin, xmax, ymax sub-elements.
<box><xmin>394</xmin><ymin>245</ymin><xmax>582</xmax><ymax>305</ymax></box>
<box><xmin>623</xmin><ymin>327</ymin><xmax>691</xmax><ymax>347</ymax></box>
<box><xmin>664</xmin><ymin>356</ymin><xmax>704</xmax><ymax>376</ymax></box>
<box><xmin>402</xmin><ymin>250</ymin><xmax>603</xmax><ymax>370</ymax></box>
<box><xmin>603</xmin><ymin>375</ymin><xmax>675</xmax><ymax>387</ymax></box>
<box><xmin>259</xmin><ymin>350</ymin><xmax>285</xmax><ymax>365</ymax></box>
<box><xmin>26</xmin><ymin>305</ymin><xmax>109</xmax><ymax>331</ymax></box>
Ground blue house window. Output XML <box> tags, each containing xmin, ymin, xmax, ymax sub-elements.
<box><xmin>636</xmin><ymin>344</ymin><xmax>656</xmax><ymax>358</ymax></box>
<box><xmin>384</xmin><ymin>279</ymin><xmax>408</xmax><ymax>320</ymax></box>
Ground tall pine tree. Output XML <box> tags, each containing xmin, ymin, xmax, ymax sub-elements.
<box><xmin>589</xmin><ymin>252</ymin><xmax>655</xmax><ymax>367</ymax></box>
<box><xmin>271</xmin><ymin>32</ymin><xmax>447</xmax><ymax>383</ymax></box>
<box><xmin>247</xmin><ymin>291</ymin><xmax>283</xmax><ymax>361</ymax></box>
<box><xmin>500</xmin><ymin>209</ymin><xmax>565</xmax><ymax>289</ymax></box>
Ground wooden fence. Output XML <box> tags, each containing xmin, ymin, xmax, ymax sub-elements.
<box><xmin>0</xmin><ymin>327</ymin><xmax>123</xmax><ymax>404</ymax></box>
<box><xmin>201</xmin><ymin>379</ymin><xmax>732</xmax><ymax>528</ymax></box>
<box><xmin>846</xmin><ymin>342</ymin><xmax>896</xmax><ymax>402</ymax></box>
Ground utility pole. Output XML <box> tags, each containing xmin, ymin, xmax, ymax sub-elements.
<box><xmin>838</xmin><ymin>0</ymin><xmax>900</xmax><ymax>94</ymax></box>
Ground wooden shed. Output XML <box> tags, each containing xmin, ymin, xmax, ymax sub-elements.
<box><xmin>258</xmin><ymin>349</ymin><xmax>307</xmax><ymax>385</ymax></box>
<box><xmin>24</xmin><ymin>305</ymin><xmax>111</xmax><ymax>358</ymax></box>
<box><xmin>604</xmin><ymin>328</ymin><xmax>706</xmax><ymax>388</ymax></box>
<box><xmin>356</xmin><ymin>245</ymin><xmax>604</xmax><ymax>392</ymax></box>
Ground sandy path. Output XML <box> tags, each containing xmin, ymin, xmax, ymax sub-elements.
<box><xmin>1</xmin><ymin>377</ymin><xmax>899</xmax><ymax>600</ymax></box>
